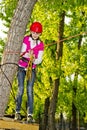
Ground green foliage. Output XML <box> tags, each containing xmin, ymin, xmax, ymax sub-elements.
<box><xmin>0</xmin><ymin>0</ymin><xmax>18</xmax><ymax>29</ymax></box>
<box><xmin>1</xmin><ymin>0</ymin><xmax>87</xmax><ymax>123</ymax></box>
<box><xmin>0</xmin><ymin>38</ymin><xmax>5</xmax><ymax>61</ymax></box>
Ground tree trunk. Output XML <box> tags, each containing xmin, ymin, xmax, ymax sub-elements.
<box><xmin>72</xmin><ymin>34</ymin><xmax>83</xmax><ymax>130</ymax></box>
<box><xmin>72</xmin><ymin>102</ymin><xmax>77</xmax><ymax>130</ymax></box>
<box><xmin>0</xmin><ymin>0</ymin><xmax>37</xmax><ymax>117</ymax></box>
<box><xmin>59</xmin><ymin>113</ymin><xmax>63</xmax><ymax>130</ymax></box>
<box><xmin>47</xmin><ymin>10</ymin><xmax>65</xmax><ymax>130</ymax></box>
<box><xmin>48</xmin><ymin>79</ymin><xmax>60</xmax><ymax>130</ymax></box>
<box><xmin>39</xmin><ymin>97</ymin><xmax>50</xmax><ymax>130</ymax></box>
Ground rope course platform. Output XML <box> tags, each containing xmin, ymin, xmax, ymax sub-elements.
<box><xmin>0</xmin><ymin>117</ymin><xmax>39</xmax><ymax>130</ymax></box>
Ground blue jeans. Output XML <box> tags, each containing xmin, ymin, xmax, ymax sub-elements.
<box><xmin>16</xmin><ymin>66</ymin><xmax>36</xmax><ymax>115</ymax></box>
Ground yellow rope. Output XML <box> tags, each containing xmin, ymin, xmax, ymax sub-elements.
<box><xmin>26</xmin><ymin>55</ymin><xmax>34</xmax><ymax>81</ymax></box>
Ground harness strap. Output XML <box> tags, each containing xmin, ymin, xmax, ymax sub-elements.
<box><xmin>20</xmin><ymin>57</ymin><xmax>29</xmax><ymax>63</ymax></box>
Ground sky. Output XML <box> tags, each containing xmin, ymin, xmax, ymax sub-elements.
<box><xmin>0</xmin><ymin>0</ymin><xmax>71</xmax><ymax>39</ymax></box>
<box><xmin>0</xmin><ymin>20</ymin><xmax>7</xmax><ymax>39</ymax></box>
<box><xmin>0</xmin><ymin>0</ymin><xmax>7</xmax><ymax>39</ymax></box>
<box><xmin>0</xmin><ymin>17</ymin><xmax>71</xmax><ymax>39</ymax></box>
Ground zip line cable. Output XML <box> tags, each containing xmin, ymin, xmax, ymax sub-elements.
<box><xmin>3</xmin><ymin>31</ymin><xmax>87</xmax><ymax>55</ymax></box>
<box><xmin>0</xmin><ymin>63</ymin><xmax>17</xmax><ymax>100</ymax></box>
<box><xmin>45</xmin><ymin>31</ymin><xmax>87</xmax><ymax>47</ymax></box>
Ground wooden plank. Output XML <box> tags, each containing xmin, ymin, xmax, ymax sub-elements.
<box><xmin>0</xmin><ymin>117</ymin><xmax>39</xmax><ymax>130</ymax></box>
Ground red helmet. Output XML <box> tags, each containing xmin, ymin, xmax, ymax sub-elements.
<box><xmin>30</xmin><ymin>22</ymin><xmax>43</xmax><ymax>33</ymax></box>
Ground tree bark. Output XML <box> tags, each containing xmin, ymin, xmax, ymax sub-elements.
<box><xmin>72</xmin><ymin>34</ymin><xmax>83</xmax><ymax>130</ymax></box>
<box><xmin>39</xmin><ymin>97</ymin><xmax>50</xmax><ymax>130</ymax></box>
<box><xmin>47</xmin><ymin>11</ymin><xmax>65</xmax><ymax>130</ymax></box>
<box><xmin>0</xmin><ymin>0</ymin><xmax>37</xmax><ymax>117</ymax></box>
<box><xmin>72</xmin><ymin>102</ymin><xmax>77</xmax><ymax>130</ymax></box>
<box><xmin>48</xmin><ymin>79</ymin><xmax>60</xmax><ymax>130</ymax></box>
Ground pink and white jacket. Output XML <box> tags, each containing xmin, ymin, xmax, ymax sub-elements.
<box><xmin>18</xmin><ymin>36</ymin><xmax>44</xmax><ymax>69</ymax></box>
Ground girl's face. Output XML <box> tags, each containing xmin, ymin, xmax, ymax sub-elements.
<box><xmin>31</xmin><ymin>31</ymin><xmax>41</xmax><ymax>40</ymax></box>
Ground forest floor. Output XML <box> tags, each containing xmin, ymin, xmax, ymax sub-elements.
<box><xmin>0</xmin><ymin>117</ymin><xmax>39</xmax><ymax>130</ymax></box>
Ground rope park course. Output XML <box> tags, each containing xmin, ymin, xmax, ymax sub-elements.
<box><xmin>0</xmin><ymin>31</ymin><xmax>87</xmax><ymax>127</ymax></box>
<box><xmin>0</xmin><ymin>30</ymin><xmax>86</xmax><ymax>77</ymax></box>
<box><xmin>3</xmin><ymin>30</ymin><xmax>87</xmax><ymax>54</ymax></box>
<box><xmin>0</xmin><ymin>30</ymin><xmax>87</xmax><ymax>102</ymax></box>
<box><xmin>1</xmin><ymin>31</ymin><xmax>86</xmax><ymax>79</ymax></box>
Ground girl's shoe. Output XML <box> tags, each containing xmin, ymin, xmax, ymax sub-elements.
<box><xmin>27</xmin><ymin>114</ymin><xmax>34</xmax><ymax>123</ymax></box>
<box><xmin>14</xmin><ymin>112</ymin><xmax>21</xmax><ymax>120</ymax></box>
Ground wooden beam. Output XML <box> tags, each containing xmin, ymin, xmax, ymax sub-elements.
<box><xmin>0</xmin><ymin>118</ymin><xmax>39</xmax><ymax>130</ymax></box>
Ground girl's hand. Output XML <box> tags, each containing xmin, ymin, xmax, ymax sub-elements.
<box><xmin>28</xmin><ymin>50</ymin><xmax>35</xmax><ymax>62</ymax></box>
<box><xmin>28</xmin><ymin>50</ymin><xmax>33</xmax><ymax>57</ymax></box>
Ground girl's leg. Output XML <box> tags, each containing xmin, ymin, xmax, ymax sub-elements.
<box><xmin>27</xmin><ymin>69</ymin><xmax>36</xmax><ymax>115</ymax></box>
